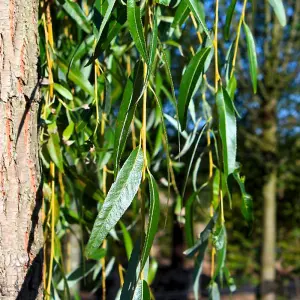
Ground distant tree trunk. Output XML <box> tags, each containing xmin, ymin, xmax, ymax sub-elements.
<box><xmin>261</xmin><ymin>95</ymin><xmax>277</xmax><ymax>300</ymax></box>
<box><xmin>0</xmin><ymin>0</ymin><xmax>42</xmax><ymax>299</ymax></box>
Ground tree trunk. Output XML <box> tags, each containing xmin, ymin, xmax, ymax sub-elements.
<box><xmin>0</xmin><ymin>0</ymin><xmax>42</xmax><ymax>299</ymax></box>
<box><xmin>261</xmin><ymin>96</ymin><xmax>277</xmax><ymax>300</ymax></box>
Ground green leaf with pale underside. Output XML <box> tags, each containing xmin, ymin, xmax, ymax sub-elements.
<box><xmin>85</xmin><ymin>147</ymin><xmax>144</xmax><ymax>258</ymax></box>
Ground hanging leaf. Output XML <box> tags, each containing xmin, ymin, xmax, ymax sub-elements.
<box><xmin>224</xmin><ymin>267</ymin><xmax>237</xmax><ymax>292</ymax></box>
<box><xmin>178</xmin><ymin>47</ymin><xmax>211</xmax><ymax>130</ymax></box>
<box><xmin>120</xmin><ymin>239</ymin><xmax>142</xmax><ymax>300</ymax></box>
<box><xmin>224</xmin><ymin>0</ymin><xmax>237</xmax><ymax>40</ymax></box>
<box><xmin>172</xmin><ymin>1</ymin><xmax>190</xmax><ymax>28</ymax></box>
<box><xmin>62</xmin><ymin>0</ymin><xmax>92</xmax><ymax>34</ymax></box>
<box><xmin>47</xmin><ymin>133</ymin><xmax>64</xmax><ymax>172</ymax></box>
<box><xmin>243</xmin><ymin>21</ymin><xmax>258</xmax><ymax>94</ymax></box>
<box><xmin>233</xmin><ymin>166</ymin><xmax>254</xmax><ymax>224</ymax></box>
<box><xmin>213</xmin><ymin>225</ymin><xmax>226</xmax><ymax>280</ymax></box>
<box><xmin>119</xmin><ymin>221</ymin><xmax>133</xmax><ymax>260</ymax></box>
<box><xmin>184</xmin><ymin>212</ymin><xmax>218</xmax><ymax>258</ymax></box>
<box><xmin>54</xmin><ymin>83</ymin><xmax>73</xmax><ymax>100</ymax></box>
<box><xmin>216</xmin><ymin>87</ymin><xmax>237</xmax><ymax>178</ymax></box>
<box><xmin>63</xmin><ymin>121</ymin><xmax>75</xmax><ymax>141</ymax></box>
<box><xmin>57</xmin><ymin>57</ymin><xmax>94</xmax><ymax>96</ymax></box>
<box><xmin>113</xmin><ymin>61</ymin><xmax>143</xmax><ymax>172</ymax></box>
<box><xmin>268</xmin><ymin>0</ymin><xmax>287</xmax><ymax>27</ymax></box>
<box><xmin>132</xmin><ymin>280</ymin><xmax>151</xmax><ymax>300</ymax></box>
<box><xmin>183</xmin><ymin>0</ymin><xmax>210</xmax><ymax>38</ymax></box>
<box><xmin>127</xmin><ymin>0</ymin><xmax>148</xmax><ymax>63</ymax></box>
<box><xmin>209</xmin><ymin>282</ymin><xmax>220</xmax><ymax>300</ymax></box>
<box><xmin>85</xmin><ymin>147</ymin><xmax>144</xmax><ymax>258</ymax></box>
<box><xmin>140</xmin><ymin>172</ymin><xmax>160</xmax><ymax>270</ymax></box>
<box><xmin>192</xmin><ymin>240</ymin><xmax>208</xmax><ymax>300</ymax></box>
<box><xmin>95</xmin><ymin>0</ymin><xmax>116</xmax><ymax>46</ymax></box>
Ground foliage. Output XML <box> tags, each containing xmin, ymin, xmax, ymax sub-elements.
<box><xmin>39</xmin><ymin>0</ymin><xmax>289</xmax><ymax>299</ymax></box>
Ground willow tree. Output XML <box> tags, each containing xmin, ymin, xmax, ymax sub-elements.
<box><xmin>38</xmin><ymin>0</ymin><xmax>288</xmax><ymax>299</ymax></box>
<box><xmin>0</xmin><ymin>0</ymin><xmax>42</xmax><ymax>299</ymax></box>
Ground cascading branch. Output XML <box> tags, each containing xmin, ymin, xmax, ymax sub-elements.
<box><xmin>40</xmin><ymin>0</ymin><xmax>287</xmax><ymax>298</ymax></box>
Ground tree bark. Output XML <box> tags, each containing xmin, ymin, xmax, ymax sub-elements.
<box><xmin>0</xmin><ymin>0</ymin><xmax>42</xmax><ymax>299</ymax></box>
<box><xmin>261</xmin><ymin>96</ymin><xmax>277</xmax><ymax>300</ymax></box>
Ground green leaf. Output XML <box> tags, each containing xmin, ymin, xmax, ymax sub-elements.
<box><xmin>209</xmin><ymin>282</ymin><xmax>220</xmax><ymax>300</ymax></box>
<box><xmin>183</xmin><ymin>0</ymin><xmax>210</xmax><ymax>38</ymax></box>
<box><xmin>57</xmin><ymin>57</ymin><xmax>94</xmax><ymax>96</ymax></box>
<box><xmin>85</xmin><ymin>147</ymin><xmax>144</xmax><ymax>257</ymax></box>
<box><xmin>224</xmin><ymin>0</ymin><xmax>237</xmax><ymax>40</ymax></box>
<box><xmin>243</xmin><ymin>21</ymin><xmax>258</xmax><ymax>94</ymax></box>
<box><xmin>132</xmin><ymin>280</ymin><xmax>151</xmax><ymax>300</ymax></box>
<box><xmin>184</xmin><ymin>212</ymin><xmax>218</xmax><ymax>258</ymax></box>
<box><xmin>119</xmin><ymin>221</ymin><xmax>133</xmax><ymax>260</ymax></box>
<box><xmin>120</xmin><ymin>239</ymin><xmax>142</xmax><ymax>300</ymax></box>
<box><xmin>113</xmin><ymin>61</ymin><xmax>143</xmax><ymax>172</ymax></box>
<box><xmin>216</xmin><ymin>87</ymin><xmax>237</xmax><ymax>178</ymax></box>
<box><xmin>54</xmin><ymin>83</ymin><xmax>73</xmax><ymax>100</ymax></box>
<box><xmin>172</xmin><ymin>1</ymin><xmax>190</xmax><ymax>28</ymax></box>
<box><xmin>62</xmin><ymin>0</ymin><xmax>92</xmax><ymax>34</ymax></box>
<box><xmin>268</xmin><ymin>0</ymin><xmax>287</xmax><ymax>26</ymax></box>
<box><xmin>178</xmin><ymin>48</ymin><xmax>211</xmax><ymax>130</ymax></box>
<box><xmin>95</xmin><ymin>0</ymin><xmax>116</xmax><ymax>46</ymax></box>
<box><xmin>93</xmin><ymin>7</ymin><xmax>126</xmax><ymax>59</ymax></box>
<box><xmin>193</xmin><ymin>240</ymin><xmax>208</xmax><ymax>300</ymax></box>
<box><xmin>63</xmin><ymin>121</ymin><xmax>75</xmax><ymax>141</ymax></box>
<box><xmin>213</xmin><ymin>225</ymin><xmax>226</xmax><ymax>280</ymax></box>
<box><xmin>57</xmin><ymin>262</ymin><xmax>96</xmax><ymax>290</ymax></box>
<box><xmin>88</xmin><ymin>248</ymin><xmax>106</xmax><ymax>260</ymax></box>
<box><xmin>233</xmin><ymin>167</ymin><xmax>253</xmax><ymax>224</ymax></box>
<box><xmin>140</xmin><ymin>172</ymin><xmax>160</xmax><ymax>269</ymax></box>
<box><xmin>127</xmin><ymin>0</ymin><xmax>148</xmax><ymax>63</ymax></box>
<box><xmin>157</xmin><ymin>0</ymin><xmax>171</xmax><ymax>6</ymax></box>
<box><xmin>47</xmin><ymin>133</ymin><xmax>64</xmax><ymax>172</ymax></box>
<box><xmin>224</xmin><ymin>267</ymin><xmax>237</xmax><ymax>292</ymax></box>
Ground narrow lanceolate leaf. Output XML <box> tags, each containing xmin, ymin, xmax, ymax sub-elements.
<box><xmin>268</xmin><ymin>0</ymin><xmax>287</xmax><ymax>27</ymax></box>
<box><xmin>224</xmin><ymin>0</ymin><xmax>237</xmax><ymax>40</ymax></box>
<box><xmin>96</xmin><ymin>0</ymin><xmax>116</xmax><ymax>45</ymax></box>
<box><xmin>183</xmin><ymin>0</ymin><xmax>210</xmax><ymax>38</ymax></box>
<box><xmin>172</xmin><ymin>1</ymin><xmax>190</xmax><ymax>28</ymax></box>
<box><xmin>132</xmin><ymin>280</ymin><xmax>151</xmax><ymax>300</ymax></box>
<box><xmin>57</xmin><ymin>57</ymin><xmax>94</xmax><ymax>96</ymax></box>
<box><xmin>119</xmin><ymin>221</ymin><xmax>133</xmax><ymax>260</ymax></box>
<box><xmin>62</xmin><ymin>0</ymin><xmax>92</xmax><ymax>33</ymax></box>
<box><xmin>209</xmin><ymin>282</ymin><xmax>220</xmax><ymax>300</ymax></box>
<box><xmin>193</xmin><ymin>240</ymin><xmax>208</xmax><ymax>300</ymax></box>
<box><xmin>113</xmin><ymin>61</ymin><xmax>143</xmax><ymax>172</ymax></box>
<box><xmin>216</xmin><ymin>87</ymin><xmax>237</xmax><ymax>178</ymax></box>
<box><xmin>85</xmin><ymin>147</ymin><xmax>144</xmax><ymax>258</ymax></box>
<box><xmin>213</xmin><ymin>225</ymin><xmax>226</xmax><ymax>280</ymax></box>
<box><xmin>54</xmin><ymin>83</ymin><xmax>73</xmax><ymax>100</ymax></box>
<box><xmin>127</xmin><ymin>0</ymin><xmax>148</xmax><ymax>63</ymax></box>
<box><xmin>178</xmin><ymin>47</ymin><xmax>211</xmax><ymax>130</ymax></box>
<box><xmin>120</xmin><ymin>239</ymin><xmax>142</xmax><ymax>300</ymax></box>
<box><xmin>141</xmin><ymin>172</ymin><xmax>160</xmax><ymax>270</ymax></box>
<box><xmin>243</xmin><ymin>22</ymin><xmax>258</xmax><ymax>94</ymax></box>
<box><xmin>233</xmin><ymin>167</ymin><xmax>253</xmax><ymax>224</ymax></box>
<box><xmin>47</xmin><ymin>133</ymin><xmax>64</xmax><ymax>172</ymax></box>
<box><xmin>184</xmin><ymin>212</ymin><xmax>218</xmax><ymax>258</ymax></box>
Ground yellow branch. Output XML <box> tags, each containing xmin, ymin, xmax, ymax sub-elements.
<box><xmin>230</xmin><ymin>0</ymin><xmax>248</xmax><ymax>78</ymax></box>
<box><xmin>46</xmin><ymin>162</ymin><xmax>55</xmax><ymax>299</ymax></box>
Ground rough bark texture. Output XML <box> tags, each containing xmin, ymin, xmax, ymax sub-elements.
<box><xmin>0</xmin><ymin>0</ymin><xmax>43</xmax><ymax>299</ymax></box>
<box><xmin>261</xmin><ymin>96</ymin><xmax>277</xmax><ymax>300</ymax></box>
